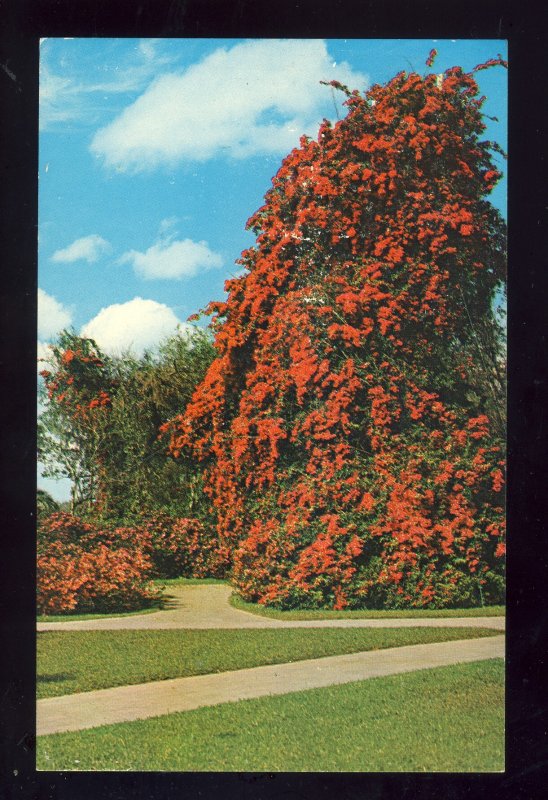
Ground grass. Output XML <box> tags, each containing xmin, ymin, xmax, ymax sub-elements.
<box><xmin>153</xmin><ymin>577</ymin><xmax>227</xmax><ymax>586</ymax></box>
<box><xmin>37</xmin><ymin>605</ymin><xmax>161</xmax><ymax>623</ymax></box>
<box><xmin>37</xmin><ymin>627</ymin><xmax>498</xmax><ymax>699</ymax></box>
<box><xmin>230</xmin><ymin>593</ymin><xmax>505</xmax><ymax>620</ymax></box>
<box><xmin>37</xmin><ymin>658</ymin><xmax>504</xmax><ymax>772</ymax></box>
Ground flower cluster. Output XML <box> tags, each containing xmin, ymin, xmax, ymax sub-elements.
<box><xmin>40</xmin><ymin>344</ymin><xmax>112</xmax><ymax>420</ymax></box>
<box><xmin>37</xmin><ymin>513</ymin><xmax>160</xmax><ymax>614</ymax></box>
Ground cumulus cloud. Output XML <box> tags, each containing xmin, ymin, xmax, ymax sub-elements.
<box><xmin>80</xmin><ymin>297</ymin><xmax>190</xmax><ymax>357</ymax></box>
<box><xmin>38</xmin><ymin>288</ymin><xmax>73</xmax><ymax>340</ymax></box>
<box><xmin>90</xmin><ymin>39</ymin><xmax>368</xmax><ymax>171</ymax></box>
<box><xmin>52</xmin><ymin>234</ymin><xmax>111</xmax><ymax>264</ymax></box>
<box><xmin>119</xmin><ymin>233</ymin><xmax>223</xmax><ymax>280</ymax></box>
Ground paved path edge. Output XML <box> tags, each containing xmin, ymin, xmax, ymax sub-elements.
<box><xmin>36</xmin><ymin>584</ymin><xmax>505</xmax><ymax>631</ymax></box>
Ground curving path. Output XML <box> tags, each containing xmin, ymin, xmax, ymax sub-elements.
<box><xmin>37</xmin><ymin>584</ymin><xmax>505</xmax><ymax>736</ymax></box>
<box><xmin>37</xmin><ymin>583</ymin><xmax>505</xmax><ymax>631</ymax></box>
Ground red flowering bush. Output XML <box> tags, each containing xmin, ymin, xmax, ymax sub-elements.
<box><xmin>169</xmin><ymin>518</ymin><xmax>231</xmax><ymax>578</ymax></box>
<box><xmin>166</xmin><ymin>57</ymin><xmax>506</xmax><ymax>609</ymax></box>
<box><xmin>37</xmin><ymin>512</ymin><xmax>228</xmax><ymax>613</ymax></box>
<box><xmin>133</xmin><ymin>513</ymin><xmax>230</xmax><ymax>578</ymax></box>
<box><xmin>37</xmin><ymin>513</ymin><xmax>161</xmax><ymax>615</ymax></box>
<box><xmin>38</xmin><ymin>511</ymin><xmax>95</xmax><ymax>545</ymax></box>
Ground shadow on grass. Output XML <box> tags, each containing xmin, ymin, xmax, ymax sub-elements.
<box><xmin>38</xmin><ymin>673</ymin><xmax>74</xmax><ymax>684</ymax></box>
<box><xmin>37</xmin><ymin>600</ymin><xmax>165</xmax><ymax>623</ymax></box>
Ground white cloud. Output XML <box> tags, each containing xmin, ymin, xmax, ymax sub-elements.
<box><xmin>37</xmin><ymin>340</ymin><xmax>53</xmax><ymax>362</ymax></box>
<box><xmin>38</xmin><ymin>288</ymin><xmax>73</xmax><ymax>340</ymax></box>
<box><xmin>52</xmin><ymin>234</ymin><xmax>111</xmax><ymax>264</ymax></box>
<box><xmin>138</xmin><ymin>39</ymin><xmax>161</xmax><ymax>62</ymax></box>
<box><xmin>119</xmin><ymin>234</ymin><xmax>222</xmax><ymax>280</ymax></box>
<box><xmin>37</xmin><ymin>340</ymin><xmax>56</xmax><ymax>375</ymax></box>
<box><xmin>39</xmin><ymin>60</ymin><xmax>76</xmax><ymax>128</ymax></box>
<box><xmin>159</xmin><ymin>216</ymin><xmax>178</xmax><ymax>234</ymax></box>
<box><xmin>80</xmin><ymin>297</ymin><xmax>190</xmax><ymax>357</ymax></box>
<box><xmin>90</xmin><ymin>39</ymin><xmax>368</xmax><ymax>171</ymax></box>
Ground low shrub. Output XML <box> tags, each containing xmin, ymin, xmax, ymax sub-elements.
<box><xmin>38</xmin><ymin>511</ymin><xmax>95</xmax><ymax>545</ymax></box>
<box><xmin>168</xmin><ymin>517</ymin><xmax>231</xmax><ymax>578</ymax></box>
<box><xmin>37</xmin><ymin>511</ymin><xmax>230</xmax><ymax>614</ymax></box>
<box><xmin>37</xmin><ymin>513</ymin><xmax>160</xmax><ymax>615</ymax></box>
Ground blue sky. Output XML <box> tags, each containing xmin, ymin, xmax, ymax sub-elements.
<box><xmin>38</xmin><ymin>37</ymin><xmax>507</xmax><ymax>500</ymax></box>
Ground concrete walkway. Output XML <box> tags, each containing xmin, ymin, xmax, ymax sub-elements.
<box><xmin>37</xmin><ymin>584</ymin><xmax>505</xmax><ymax>631</ymax></box>
<box><xmin>37</xmin><ymin>634</ymin><xmax>505</xmax><ymax>735</ymax></box>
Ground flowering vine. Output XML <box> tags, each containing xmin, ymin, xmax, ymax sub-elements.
<box><xmin>166</xmin><ymin>57</ymin><xmax>506</xmax><ymax>609</ymax></box>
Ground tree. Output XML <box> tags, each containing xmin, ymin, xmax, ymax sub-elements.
<box><xmin>39</xmin><ymin>327</ymin><xmax>215</xmax><ymax>523</ymax></box>
<box><xmin>38</xmin><ymin>330</ymin><xmax>115</xmax><ymax>515</ymax></box>
<box><xmin>99</xmin><ymin>329</ymin><xmax>216</xmax><ymax>521</ymax></box>
<box><xmin>36</xmin><ymin>488</ymin><xmax>60</xmax><ymax>519</ymax></box>
<box><xmin>166</xmin><ymin>56</ymin><xmax>507</xmax><ymax>609</ymax></box>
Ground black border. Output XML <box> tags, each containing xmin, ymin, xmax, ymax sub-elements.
<box><xmin>2</xmin><ymin>1</ymin><xmax>547</xmax><ymax>798</ymax></box>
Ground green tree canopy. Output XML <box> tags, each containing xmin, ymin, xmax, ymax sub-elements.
<box><xmin>38</xmin><ymin>327</ymin><xmax>215</xmax><ymax>523</ymax></box>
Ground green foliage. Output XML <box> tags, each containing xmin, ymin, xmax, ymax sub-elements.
<box><xmin>98</xmin><ymin>331</ymin><xmax>215</xmax><ymax>521</ymax></box>
<box><xmin>38</xmin><ymin>330</ymin><xmax>115</xmax><ymax>515</ymax></box>
<box><xmin>37</xmin><ymin>489</ymin><xmax>60</xmax><ymax>519</ymax></box>
<box><xmin>38</xmin><ymin>327</ymin><xmax>215</xmax><ymax>523</ymax></box>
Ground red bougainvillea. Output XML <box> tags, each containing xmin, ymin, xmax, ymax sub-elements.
<box><xmin>37</xmin><ymin>511</ymin><xmax>228</xmax><ymax>613</ymax></box>
<box><xmin>40</xmin><ymin>341</ymin><xmax>112</xmax><ymax>420</ymax></box>
<box><xmin>37</xmin><ymin>513</ymin><xmax>160</xmax><ymax>614</ymax></box>
<box><xmin>135</xmin><ymin>513</ymin><xmax>231</xmax><ymax>579</ymax></box>
<box><xmin>39</xmin><ymin>333</ymin><xmax>116</xmax><ymax>515</ymax></box>
<box><xmin>166</xmin><ymin>58</ymin><xmax>507</xmax><ymax>609</ymax></box>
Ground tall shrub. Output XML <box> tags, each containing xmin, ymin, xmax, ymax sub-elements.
<box><xmin>167</xmin><ymin>57</ymin><xmax>507</xmax><ymax>609</ymax></box>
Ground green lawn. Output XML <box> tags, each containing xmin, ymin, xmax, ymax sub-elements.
<box><xmin>37</xmin><ymin>605</ymin><xmax>162</xmax><ymax>623</ymax></box>
<box><xmin>230</xmin><ymin>593</ymin><xmax>505</xmax><ymax>620</ymax></box>
<box><xmin>37</xmin><ymin>627</ymin><xmax>498</xmax><ymax>699</ymax></box>
<box><xmin>155</xmin><ymin>577</ymin><xmax>227</xmax><ymax>586</ymax></box>
<box><xmin>37</xmin><ymin>658</ymin><xmax>504</xmax><ymax>772</ymax></box>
